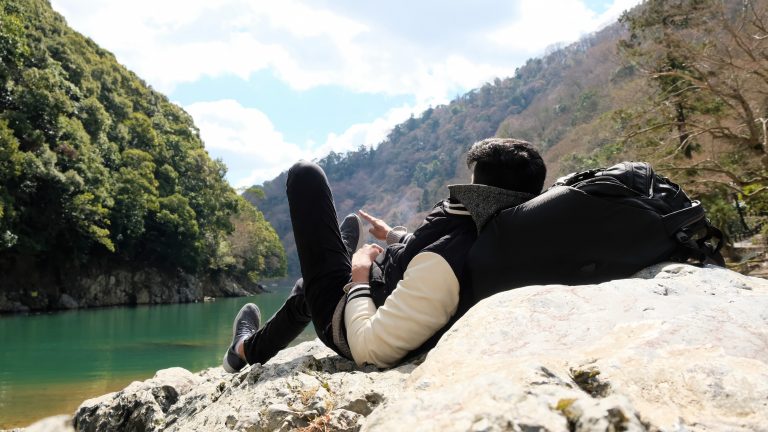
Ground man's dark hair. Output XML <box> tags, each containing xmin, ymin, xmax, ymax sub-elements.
<box><xmin>466</xmin><ymin>138</ymin><xmax>546</xmax><ymax>195</ymax></box>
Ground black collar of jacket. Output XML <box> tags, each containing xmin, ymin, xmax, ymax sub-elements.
<box><xmin>448</xmin><ymin>184</ymin><xmax>535</xmax><ymax>233</ymax></box>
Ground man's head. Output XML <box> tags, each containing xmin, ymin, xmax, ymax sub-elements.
<box><xmin>466</xmin><ymin>138</ymin><xmax>546</xmax><ymax>195</ymax></box>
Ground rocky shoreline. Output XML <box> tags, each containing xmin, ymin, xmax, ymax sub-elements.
<box><xmin>15</xmin><ymin>263</ymin><xmax>768</xmax><ymax>431</ymax></box>
<box><xmin>0</xmin><ymin>266</ymin><xmax>265</xmax><ymax>314</ymax></box>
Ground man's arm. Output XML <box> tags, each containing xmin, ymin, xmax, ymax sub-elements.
<box><xmin>344</xmin><ymin>250</ymin><xmax>460</xmax><ymax>368</ymax></box>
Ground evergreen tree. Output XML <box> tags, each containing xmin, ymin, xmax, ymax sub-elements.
<box><xmin>0</xmin><ymin>0</ymin><xmax>285</xmax><ymax>289</ymax></box>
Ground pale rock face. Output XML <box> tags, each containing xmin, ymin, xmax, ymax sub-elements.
<box><xmin>61</xmin><ymin>263</ymin><xmax>768</xmax><ymax>432</ymax></box>
<box><xmin>366</xmin><ymin>263</ymin><xmax>768</xmax><ymax>431</ymax></box>
<box><xmin>73</xmin><ymin>343</ymin><xmax>413</xmax><ymax>432</ymax></box>
<box><xmin>74</xmin><ymin>367</ymin><xmax>202</xmax><ymax>432</ymax></box>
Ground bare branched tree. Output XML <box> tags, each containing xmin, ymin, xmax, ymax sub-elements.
<box><xmin>619</xmin><ymin>0</ymin><xmax>768</xmax><ymax>204</ymax></box>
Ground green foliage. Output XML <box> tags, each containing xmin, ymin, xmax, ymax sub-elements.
<box><xmin>699</xmin><ymin>191</ymin><xmax>741</xmax><ymax>240</ymax></box>
<box><xmin>559</xmin><ymin>141</ymin><xmax>624</xmax><ymax>174</ymax></box>
<box><xmin>0</xmin><ymin>0</ymin><xmax>285</xmax><ymax>280</ymax></box>
<box><xmin>66</xmin><ymin>191</ymin><xmax>113</xmax><ymax>251</ymax></box>
<box><xmin>226</xmin><ymin>197</ymin><xmax>286</xmax><ymax>281</ymax></box>
<box><xmin>244</xmin><ymin>185</ymin><xmax>265</xmax><ymax>200</ymax></box>
<box><xmin>570</xmin><ymin>91</ymin><xmax>599</xmax><ymax>126</ymax></box>
<box><xmin>618</xmin><ymin>0</ymin><xmax>719</xmax><ymax>159</ymax></box>
<box><xmin>112</xmin><ymin>149</ymin><xmax>158</xmax><ymax>244</ymax></box>
<box><xmin>413</xmin><ymin>160</ymin><xmax>444</xmax><ymax>187</ymax></box>
<box><xmin>616</xmin><ymin>0</ymin><xmax>768</xmax><ymax>223</ymax></box>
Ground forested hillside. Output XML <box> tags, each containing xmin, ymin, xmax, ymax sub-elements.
<box><xmin>0</xmin><ymin>0</ymin><xmax>285</xmax><ymax>309</ymax></box>
<box><xmin>251</xmin><ymin>0</ymin><xmax>768</xmax><ymax>278</ymax></box>
<box><xmin>249</xmin><ymin>22</ymin><xmax>629</xmax><ymax>277</ymax></box>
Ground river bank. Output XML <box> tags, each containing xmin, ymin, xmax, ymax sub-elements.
<box><xmin>0</xmin><ymin>262</ymin><xmax>270</xmax><ymax>314</ymax></box>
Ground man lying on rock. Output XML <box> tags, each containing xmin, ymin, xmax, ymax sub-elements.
<box><xmin>222</xmin><ymin>138</ymin><xmax>546</xmax><ymax>370</ymax></box>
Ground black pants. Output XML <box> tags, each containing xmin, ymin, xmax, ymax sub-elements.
<box><xmin>242</xmin><ymin>161</ymin><xmax>351</xmax><ymax>364</ymax></box>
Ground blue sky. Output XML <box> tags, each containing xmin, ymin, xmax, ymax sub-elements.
<box><xmin>51</xmin><ymin>0</ymin><xmax>641</xmax><ymax>188</ymax></box>
<box><xmin>171</xmin><ymin>72</ymin><xmax>414</xmax><ymax>146</ymax></box>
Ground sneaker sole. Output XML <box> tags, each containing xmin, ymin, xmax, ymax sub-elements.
<box><xmin>353</xmin><ymin>214</ymin><xmax>366</xmax><ymax>252</ymax></box>
<box><xmin>222</xmin><ymin>351</ymin><xmax>240</xmax><ymax>373</ymax></box>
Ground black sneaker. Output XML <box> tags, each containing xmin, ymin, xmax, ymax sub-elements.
<box><xmin>340</xmin><ymin>213</ymin><xmax>365</xmax><ymax>258</ymax></box>
<box><xmin>222</xmin><ymin>303</ymin><xmax>261</xmax><ymax>373</ymax></box>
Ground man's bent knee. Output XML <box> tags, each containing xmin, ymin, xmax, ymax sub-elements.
<box><xmin>287</xmin><ymin>160</ymin><xmax>326</xmax><ymax>189</ymax></box>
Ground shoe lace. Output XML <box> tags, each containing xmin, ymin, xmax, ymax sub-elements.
<box><xmin>236</xmin><ymin>317</ymin><xmax>258</xmax><ymax>338</ymax></box>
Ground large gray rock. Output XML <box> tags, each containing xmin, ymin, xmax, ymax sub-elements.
<box><xmin>366</xmin><ymin>263</ymin><xmax>768</xmax><ymax>431</ymax></box>
<box><xmin>75</xmin><ymin>367</ymin><xmax>202</xmax><ymax>432</ymax></box>
<box><xmin>60</xmin><ymin>263</ymin><xmax>767</xmax><ymax>432</ymax></box>
<box><xmin>74</xmin><ymin>342</ymin><xmax>414</xmax><ymax>432</ymax></box>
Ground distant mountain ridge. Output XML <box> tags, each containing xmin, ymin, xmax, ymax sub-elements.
<box><xmin>249</xmin><ymin>22</ymin><xmax>635</xmax><ymax>278</ymax></box>
<box><xmin>254</xmin><ymin>0</ymin><xmax>768</xmax><ymax>279</ymax></box>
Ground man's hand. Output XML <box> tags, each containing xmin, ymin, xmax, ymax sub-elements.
<box><xmin>351</xmin><ymin>243</ymin><xmax>384</xmax><ymax>283</ymax></box>
<box><xmin>358</xmin><ymin>210</ymin><xmax>391</xmax><ymax>241</ymax></box>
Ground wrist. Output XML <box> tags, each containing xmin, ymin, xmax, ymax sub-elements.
<box><xmin>350</xmin><ymin>261</ymin><xmax>372</xmax><ymax>283</ymax></box>
<box><xmin>351</xmin><ymin>265</ymin><xmax>371</xmax><ymax>283</ymax></box>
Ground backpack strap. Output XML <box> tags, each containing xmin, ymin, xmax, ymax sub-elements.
<box><xmin>553</xmin><ymin>168</ymin><xmax>602</xmax><ymax>187</ymax></box>
<box><xmin>662</xmin><ymin>201</ymin><xmax>724</xmax><ymax>264</ymax></box>
<box><xmin>660</xmin><ymin>201</ymin><xmax>706</xmax><ymax>237</ymax></box>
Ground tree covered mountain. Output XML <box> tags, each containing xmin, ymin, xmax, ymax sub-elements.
<box><xmin>251</xmin><ymin>0</ymin><xmax>768</xmax><ymax>278</ymax></box>
<box><xmin>0</xmin><ymin>0</ymin><xmax>285</xmax><ymax>305</ymax></box>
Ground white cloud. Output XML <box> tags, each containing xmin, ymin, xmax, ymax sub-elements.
<box><xmin>186</xmin><ymin>99</ymin><xmax>422</xmax><ymax>187</ymax></box>
<box><xmin>52</xmin><ymin>0</ymin><xmax>641</xmax><ymax>101</ymax></box>
<box><xmin>184</xmin><ymin>100</ymin><xmax>304</xmax><ymax>187</ymax></box>
<box><xmin>313</xmin><ymin>103</ymin><xmax>428</xmax><ymax>158</ymax></box>
<box><xmin>52</xmin><ymin>0</ymin><xmax>642</xmax><ymax>187</ymax></box>
<box><xmin>488</xmin><ymin>0</ymin><xmax>637</xmax><ymax>53</ymax></box>
<box><xmin>599</xmin><ymin>0</ymin><xmax>643</xmax><ymax>26</ymax></box>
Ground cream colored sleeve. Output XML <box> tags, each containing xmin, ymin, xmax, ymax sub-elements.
<box><xmin>385</xmin><ymin>226</ymin><xmax>409</xmax><ymax>245</ymax></box>
<box><xmin>344</xmin><ymin>252</ymin><xmax>460</xmax><ymax>368</ymax></box>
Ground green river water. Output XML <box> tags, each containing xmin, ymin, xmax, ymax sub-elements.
<box><xmin>0</xmin><ymin>289</ymin><xmax>315</xmax><ymax>429</ymax></box>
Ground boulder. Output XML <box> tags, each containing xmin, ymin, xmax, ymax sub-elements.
<box><xmin>72</xmin><ymin>342</ymin><xmax>411</xmax><ymax>432</ymax></box>
<box><xmin>59</xmin><ymin>263</ymin><xmax>767</xmax><ymax>432</ymax></box>
<box><xmin>366</xmin><ymin>263</ymin><xmax>768</xmax><ymax>431</ymax></box>
<box><xmin>74</xmin><ymin>367</ymin><xmax>202</xmax><ymax>432</ymax></box>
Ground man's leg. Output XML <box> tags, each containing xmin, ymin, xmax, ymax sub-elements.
<box><xmin>285</xmin><ymin>161</ymin><xmax>351</xmax><ymax>355</ymax></box>
<box><xmin>240</xmin><ymin>278</ymin><xmax>311</xmax><ymax>364</ymax></box>
<box><xmin>222</xmin><ymin>160</ymin><xmax>352</xmax><ymax>372</ymax></box>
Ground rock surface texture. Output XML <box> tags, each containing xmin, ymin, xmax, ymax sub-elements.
<box><xmin>366</xmin><ymin>263</ymin><xmax>768</xmax><ymax>432</ymax></box>
<box><xmin>59</xmin><ymin>263</ymin><xmax>768</xmax><ymax>431</ymax></box>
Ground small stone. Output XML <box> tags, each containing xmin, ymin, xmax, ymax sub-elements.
<box><xmin>326</xmin><ymin>409</ymin><xmax>363</xmax><ymax>432</ymax></box>
<box><xmin>58</xmin><ymin>294</ymin><xmax>79</xmax><ymax>309</ymax></box>
<box><xmin>225</xmin><ymin>414</ymin><xmax>237</xmax><ymax>429</ymax></box>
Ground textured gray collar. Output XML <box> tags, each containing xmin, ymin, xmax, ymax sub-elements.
<box><xmin>448</xmin><ymin>184</ymin><xmax>535</xmax><ymax>232</ymax></box>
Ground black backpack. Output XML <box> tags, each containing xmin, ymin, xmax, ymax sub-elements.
<box><xmin>467</xmin><ymin>161</ymin><xmax>724</xmax><ymax>302</ymax></box>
